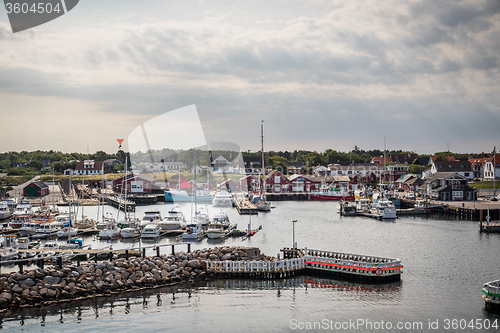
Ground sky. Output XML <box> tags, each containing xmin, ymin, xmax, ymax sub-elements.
<box><xmin>1</xmin><ymin>0</ymin><xmax>499</xmax><ymax>155</ymax></box>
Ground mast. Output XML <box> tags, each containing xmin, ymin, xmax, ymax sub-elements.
<box><xmin>261</xmin><ymin>120</ymin><xmax>266</xmax><ymax>201</ymax></box>
<box><xmin>494</xmin><ymin>146</ymin><xmax>497</xmax><ymax>197</ymax></box>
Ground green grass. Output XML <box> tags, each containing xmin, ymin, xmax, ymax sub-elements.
<box><xmin>469</xmin><ymin>181</ymin><xmax>500</xmax><ymax>190</ymax></box>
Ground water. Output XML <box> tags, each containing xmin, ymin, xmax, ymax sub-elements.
<box><xmin>1</xmin><ymin>201</ymin><xmax>500</xmax><ymax>332</ymax></box>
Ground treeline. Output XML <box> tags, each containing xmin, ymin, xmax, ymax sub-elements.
<box><xmin>0</xmin><ymin>148</ymin><xmax>486</xmax><ymax>176</ymax></box>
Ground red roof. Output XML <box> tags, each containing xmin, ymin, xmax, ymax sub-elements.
<box><xmin>371</xmin><ymin>156</ymin><xmax>390</xmax><ymax>164</ymax></box>
<box><xmin>431</xmin><ymin>156</ymin><xmax>455</xmax><ymax>162</ymax></box>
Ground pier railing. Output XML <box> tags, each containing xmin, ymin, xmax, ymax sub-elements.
<box><xmin>303</xmin><ymin>248</ymin><xmax>403</xmax><ymax>278</ymax></box>
<box><xmin>205</xmin><ymin>257</ymin><xmax>305</xmax><ymax>275</ymax></box>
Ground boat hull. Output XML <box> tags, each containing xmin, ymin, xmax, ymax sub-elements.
<box><xmin>311</xmin><ymin>193</ymin><xmax>355</xmax><ymax>201</ymax></box>
<box><xmin>164</xmin><ymin>191</ymin><xmax>213</xmax><ymax>203</ymax></box>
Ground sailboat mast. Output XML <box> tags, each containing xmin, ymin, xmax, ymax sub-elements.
<box><xmin>261</xmin><ymin>120</ymin><xmax>265</xmax><ymax>200</ymax></box>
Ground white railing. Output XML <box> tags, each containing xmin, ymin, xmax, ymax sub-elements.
<box><xmin>303</xmin><ymin>248</ymin><xmax>403</xmax><ymax>277</ymax></box>
<box><xmin>205</xmin><ymin>257</ymin><xmax>305</xmax><ymax>274</ymax></box>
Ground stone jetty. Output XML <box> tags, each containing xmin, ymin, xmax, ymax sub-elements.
<box><xmin>0</xmin><ymin>246</ymin><xmax>274</xmax><ymax>310</ymax></box>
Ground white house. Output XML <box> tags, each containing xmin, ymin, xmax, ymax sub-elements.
<box><xmin>145</xmin><ymin>161</ymin><xmax>187</xmax><ymax>173</ymax></box>
<box><xmin>483</xmin><ymin>155</ymin><xmax>500</xmax><ymax>180</ymax></box>
<box><xmin>430</xmin><ymin>161</ymin><xmax>473</xmax><ymax>180</ymax></box>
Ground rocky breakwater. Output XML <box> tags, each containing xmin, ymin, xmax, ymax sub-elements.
<box><xmin>0</xmin><ymin>246</ymin><xmax>273</xmax><ymax>310</ymax></box>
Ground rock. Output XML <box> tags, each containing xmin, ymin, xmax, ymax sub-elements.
<box><xmin>12</xmin><ymin>285</ymin><xmax>23</xmax><ymax>294</ymax></box>
<box><xmin>221</xmin><ymin>253</ymin><xmax>232</xmax><ymax>261</ymax></box>
<box><xmin>51</xmin><ymin>284</ymin><xmax>61</xmax><ymax>290</ymax></box>
<box><xmin>0</xmin><ymin>292</ymin><xmax>11</xmax><ymax>301</ymax></box>
<box><xmin>161</xmin><ymin>270</ymin><xmax>169</xmax><ymax>278</ymax></box>
<box><xmin>21</xmin><ymin>289</ymin><xmax>30</xmax><ymax>299</ymax></box>
<box><xmin>209</xmin><ymin>254</ymin><xmax>219</xmax><ymax>260</ymax></box>
<box><xmin>18</xmin><ymin>279</ymin><xmax>35</xmax><ymax>287</ymax></box>
<box><xmin>95</xmin><ymin>268</ymin><xmax>103</xmax><ymax>276</ymax></box>
<box><xmin>135</xmin><ymin>271</ymin><xmax>144</xmax><ymax>278</ymax></box>
<box><xmin>45</xmin><ymin>289</ymin><xmax>57</xmax><ymax>298</ymax></box>
<box><xmin>188</xmin><ymin>259</ymin><xmax>201</xmax><ymax>269</ymax></box>
<box><xmin>44</xmin><ymin>276</ymin><xmax>61</xmax><ymax>284</ymax></box>
<box><xmin>29</xmin><ymin>290</ymin><xmax>39</xmax><ymax>298</ymax></box>
<box><xmin>14</xmin><ymin>273</ymin><xmax>27</xmax><ymax>281</ymax></box>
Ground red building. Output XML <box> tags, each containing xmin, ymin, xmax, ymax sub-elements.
<box><xmin>112</xmin><ymin>173</ymin><xmax>155</xmax><ymax>194</ymax></box>
<box><xmin>23</xmin><ymin>181</ymin><xmax>49</xmax><ymax>197</ymax></box>
<box><xmin>265</xmin><ymin>170</ymin><xmax>292</xmax><ymax>193</ymax></box>
<box><xmin>240</xmin><ymin>175</ymin><xmax>261</xmax><ymax>192</ymax></box>
<box><xmin>220</xmin><ymin>179</ymin><xmax>239</xmax><ymax>192</ymax></box>
<box><xmin>288</xmin><ymin>175</ymin><xmax>322</xmax><ymax>192</ymax></box>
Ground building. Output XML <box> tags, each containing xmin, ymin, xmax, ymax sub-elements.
<box><xmin>103</xmin><ymin>159</ymin><xmax>121</xmax><ymax>173</ymax></box>
<box><xmin>288</xmin><ymin>174</ymin><xmax>322</xmax><ymax>192</ymax></box>
<box><xmin>240</xmin><ymin>175</ymin><xmax>261</xmax><ymax>192</ymax></box>
<box><xmin>385</xmin><ymin>164</ymin><xmax>411</xmax><ymax>182</ymax></box>
<box><xmin>264</xmin><ymin>170</ymin><xmax>292</xmax><ymax>193</ymax></box>
<box><xmin>73</xmin><ymin>160</ymin><xmax>104</xmax><ymax>176</ymax></box>
<box><xmin>220</xmin><ymin>179</ymin><xmax>239</xmax><ymax>192</ymax></box>
<box><xmin>242</xmin><ymin>156</ymin><xmax>262</xmax><ymax>175</ymax></box>
<box><xmin>430</xmin><ymin>161</ymin><xmax>473</xmax><ymax>180</ymax></box>
<box><xmin>112</xmin><ymin>173</ymin><xmax>156</xmax><ymax>194</ymax></box>
<box><xmin>371</xmin><ymin>156</ymin><xmax>390</xmax><ymax>164</ymax></box>
<box><xmin>287</xmin><ymin>162</ymin><xmax>305</xmax><ymax>175</ymax></box>
<box><xmin>424</xmin><ymin>172</ymin><xmax>477</xmax><ymax>201</ymax></box>
<box><xmin>390</xmin><ymin>153</ymin><xmax>418</xmax><ymax>164</ymax></box>
<box><xmin>23</xmin><ymin>181</ymin><xmax>49</xmax><ymax>197</ymax></box>
<box><xmin>145</xmin><ymin>161</ymin><xmax>187</xmax><ymax>173</ymax></box>
<box><xmin>483</xmin><ymin>155</ymin><xmax>500</xmax><ymax>180</ymax></box>
<box><xmin>468</xmin><ymin>157</ymin><xmax>490</xmax><ymax>179</ymax></box>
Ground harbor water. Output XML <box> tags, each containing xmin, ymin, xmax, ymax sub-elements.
<box><xmin>1</xmin><ymin>201</ymin><xmax>500</xmax><ymax>332</ymax></box>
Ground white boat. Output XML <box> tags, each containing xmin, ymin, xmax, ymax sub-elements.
<box><xmin>1</xmin><ymin>248</ymin><xmax>19</xmax><ymax>261</ymax></box>
<box><xmin>52</xmin><ymin>213</ymin><xmax>74</xmax><ymax>228</ymax></box>
<box><xmin>19</xmin><ymin>222</ymin><xmax>40</xmax><ymax>237</ymax></box>
<box><xmin>159</xmin><ymin>206</ymin><xmax>187</xmax><ymax>230</ymax></box>
<box><xmin>212</xmin><ymin>191</ymin><xmax>234</xmax><ymax>207</ymax></box>
<box><xmin>370</xmin><ymin>200</ymin><xmax>397</xmax><ymax>219</ymax></box>
<box><xmin>98</xmin><ymin>223</ymin><xmax>121</xmax><ymax>239</ymax></box>
<box><xmin>37</xmin><ymin>241</ymin><xmax>59</xmax><ymax>250</ymax></box>
<box><xmin>140</xmin><ymin>210</ymin><xmax>162</xmax><ymax>228</ymax></box>
<box><xmin>120</xmin><ymin>225</ymin><xmax>141</xmax><ymax>238</ymax></box>
<box><xmin>34</xmin><ymin>223</ymin><xmax>61</xmax><ymax>238</ymax></box>
<box><xmin>141</xmin><ymin>224</ymin><xmax>161</xmax><ymax>239</ymax></box>
<box><xmin>205</xmin><ymin>222</ymin><xmax>227</xmax><ymax>239</ymax></box>
<box><xmin>56</xmin><ymin>226</ymin><xmax>78</xmax><ymax>238</ymax></box>
<box><xmin>75</xmin><ymin>216</ymin><xmax>96</xmax><ymax>229</ymax></box>
<box><xmin>3</xmin><ymin>198</ymin><xmax>19</xmax><ymax>211</ymax></box>
<box><xmin>59</xmin><ymin>250</ymin><xmax>74</xmax><ymax>261</ymax></box>
<box><xmin>9</xmin><ymin>202</ymin><xmax>32</xmax><ymax>228</ymax></box>
<box><xmin>0</xmin><ymin>202</ymin><xmax>13</xmax><ymax>220</ymax></box>
<box><xmin>181</xmin><ymin>222</ymin><xmax>203</xmax><ymax>240</ymax></box>
<box><xmin>17</xmin><ymin>237</ymin><xmax>31</xmax><ymax>249</ymax></box>
<box><xmin>212</xmin><ymin>211</ymin><xmax>230</xmax><ymax>228</ymax></box>
<box><xmin>60</xmin><ymin>238</ymin><xmax>83</xmax><ymax>249</ymax></box>
<box><xmin>355</xmin><ymin>198</ymin><xmax>371</xmax><ymax>213</ymax></box>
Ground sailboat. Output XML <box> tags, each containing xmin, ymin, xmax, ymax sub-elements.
<box><xmin>257</xmin><ymin>120</ymin><xmax>271</xmax><ymax>212</ymax></box>
<box><xmin>182</xmin><ymin>150</ymin><xmax>205</xmax><ymax>240</ymax></box>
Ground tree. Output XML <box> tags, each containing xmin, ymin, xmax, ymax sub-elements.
<box><xmin>269</xmin><ymin>156</ymin><xmax>288</xmax><ymax>171</ymax></box>
<box><xmin>28</xmin><ymin>160</ymin><xmax>43</xmax><ymax>171</ymax></box>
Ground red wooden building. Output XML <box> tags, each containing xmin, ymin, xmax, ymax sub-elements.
<box><xmin>23</xmin><ymin>181</ymin><xmax>49</xmax><ymax>197</ymax></box>
<box><xmin>240</xmin><ymin>175</ymin><xmax>261</xmax><ymax>192</ymax></box>
<box><xmin>112</xmin><ymin>174</ymin><xmax>155</xmax><ymax>194</ymax></box>
<box><xmin>264</xmin><ymin>170</ymin><xmax>292</xmax><ymax>193</ymax></box>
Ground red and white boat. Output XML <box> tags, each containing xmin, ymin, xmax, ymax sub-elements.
<box><xmin>311</xmin><ymin>186</ymin><xmax>354</xmax><ymax>201</ymax></box>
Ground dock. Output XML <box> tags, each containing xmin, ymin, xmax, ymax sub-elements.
<box><xmin>236</xmin><ymin>198</ymin><xmax>258</xmax><ymax>215</ymax></box>
<box><xmin>105</xmin><ymin>196</ymin><xmax>136</xmax><ymax>212</ymax></box>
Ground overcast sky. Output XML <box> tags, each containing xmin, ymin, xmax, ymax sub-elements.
<box><xmin>1</xmin><ymin>0</ymin><xmax>499</xmax><ymax>155</ymax></box>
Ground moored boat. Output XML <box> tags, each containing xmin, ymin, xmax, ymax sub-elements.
<box><xmin>159</xmin><ymin>206</ymin><xmax>187</xmax><ymax>230</ymax></box>
<box><xmin>0</xmin><ymin>202</ymin><xmax>13</xmax><ymax>220</ymax></box>
<box><xmin>370</xmin><ymin>200</ymin><xmax>397</xmax><ymax>220</ymax></box>
<box><xmin>311</xmin><ymin>185</ymin><xmax>354</xmax><ymax>201</ymax></box>
<box><xmin>141</xmin><ymin>224</ymin><xmax>161</xmax><ymax>239</ymax></box>
<box><xmin>212</xmin><ymin>190</ymin><xmax>234</xmax><ymax>207</ymax></box>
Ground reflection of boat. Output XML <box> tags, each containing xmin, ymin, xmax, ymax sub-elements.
<box><xmin>370</xmin><ymin>200</ymin><xmax>397</xmax><ymax>219</ymax></box>
<box><xmin>141</xmin><ymin>224</ymin><xmax>161</xmax><ymax>239</ymax></box>
<box><xmin>159</xmin><ymin>206</ymin><xmax>187</xmax><ymax>230</ymax></box>
<box><xmin>212</xmin><ymin>191</ymin><xmax>234</xmax><ymax>207</ymax></box>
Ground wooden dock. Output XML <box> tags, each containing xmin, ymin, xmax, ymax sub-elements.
<box><xmin>236</xmin><ymin>198</ymin><xmax>258</xmax><ymax>215</ymax></box>
<box><xmin>105</xmin><ymin>196</ymin><xmax>136</xmax><ymax>212</ymax></box>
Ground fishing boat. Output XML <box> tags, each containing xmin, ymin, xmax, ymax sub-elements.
<box><xmin>56</xmin><ymin>225</ymin><xmax>78</xmax><ymax>238</ymax></box>
<box><xmin>37</xmin><ymin>240</ymin><xmax>59</xmax><ymax>250</ymax></box>
<box><xmin>212</xmin><ymin>190</ymin><xmax>234</xmax><ymax>207</ymax></box>
<box><xmin>355</xmin><ymin>198</ymin><xmax>371</xmax><ymax>213</ymax></box>
<box><xmin>311</xmin><ymin>185</ymin><xmax>354</xmax><ymax>201</ymax></box>
<box><xmin>338</xmin><ymin>201</ymin><xmax>357</xmax><ymax>215</ymax></box>
<box><xmin>0</xmin><ymin>202</ymin><xmax>13</xmax><ymax>220</ymax></box>
<box><xmin>141</xmin><ymin>224</ymin><xmax>161</xmax><ymax>239</ymax></box>
<box><xmin>19</xmin><ymin>222</ymin><xmax>40</xmax><ymax>237</ymax></box>
<box><xmin>33</xmin><ymin>223</ymin><xmax>61</xmax><ymax>239</ymax></box>
<box><xmin>205</xmin><ymin>222</ymin><xmax>227</xmax><ymax>239</ymax></box>
<box><xmin>60</xmin><ymin>238</ymin><xmax>83</xmax><ymax>249</ymax></box>
<box><xmin>75</xmin><ymin>216</ymin><xmax>96</xmax><ymax>229</ymax></box>
<box><xmin>370</xmin><ymin>199</ymin><xmax>397</xmax><ymax>220</ymax></box>
<box><xmin>159</xmin><ymin>206</ymin><xmax>187</xmax><ymax>230</ymax></box>
<box><xmin>212</xmin><ymin>211</ymin><xmax>230</xmax><ymax>228</ymax></box>
<box><xmin>181</xmin><ymin>222</ymin><xmax>204</xmax><ymax>239</ymax></box>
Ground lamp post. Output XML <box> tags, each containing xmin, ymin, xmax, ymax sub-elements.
<box><xmin>292</xmin><ymin>220</ymin><xmax>297</xmax><ymax>255</ymax></box>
